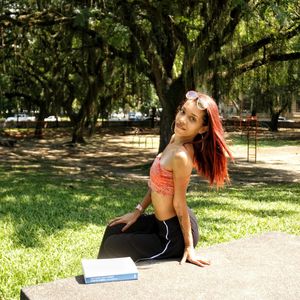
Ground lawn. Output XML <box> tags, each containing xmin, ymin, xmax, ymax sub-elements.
<box><xmin>0</xmin><ymin>164</ymin><xmax>299</xmax><ymax>300</ymax></box>
<box><xmin>230</xmin><ymin>132</ymin><xmax>300</xmax><ymax>147</ymax></box>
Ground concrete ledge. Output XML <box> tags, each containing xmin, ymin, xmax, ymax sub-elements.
<box><xmin>21</xmin><ymin>232</ymin><xmax>300</xmax><ymax>300</ymax></box>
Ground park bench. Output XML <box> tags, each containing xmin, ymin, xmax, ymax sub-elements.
<box><xmin>20</xmin><ymin>232</ymin><xmax>299</xmax><ymax>300</ymax></box>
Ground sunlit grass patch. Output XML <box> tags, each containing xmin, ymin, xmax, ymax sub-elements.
<box><xmin>0</xmin><ymin>166</ymin><xmax>299</xmax><ymax>300</ymax></box>
<box><xmin>188</xmin><ymin>183</ymin><xmax>299</xmax><ymax>246</ymax></box>
<box><xmin>230</xmin><ymin>134</ymin><xmax>300</xmax><ymax>147</ymax></box>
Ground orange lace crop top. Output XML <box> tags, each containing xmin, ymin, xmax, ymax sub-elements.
<box><xmin>148</xmin><ymin>155</ymin><xmax>174</xmax><ymax>196</ymax></box>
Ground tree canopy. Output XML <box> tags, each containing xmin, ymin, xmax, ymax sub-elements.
<box><xmin>1</xmin><ymin>0</ymin><xmax>299</xmax><ymax>148</ymax></box>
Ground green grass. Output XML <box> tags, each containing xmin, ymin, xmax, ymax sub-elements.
<box><xmin>230</xmin><ymin>134</ymin><xmax>299</xmax><ymax>147</ymax></box>
<box><xmin>189</xmin><ymin>183</ymin><xmax>299</xmax><ymax>244</ymax></box>
<box><xmin>0</xmin><ymin>167</ymin><xmax>299</xmax><ymax>300</ymax></box>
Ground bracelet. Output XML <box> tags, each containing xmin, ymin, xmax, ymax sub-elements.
<box><xmin>135</xmin><ymin>203</ymin><xmax>144</xmax><ymax>213</ymax></box>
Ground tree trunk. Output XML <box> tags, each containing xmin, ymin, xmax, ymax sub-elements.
<box><xmin>158</xmin><ymin>108</ymin><xmax>173</xmax><ymax>153</ymax></box>
<box><xmin>71</xmin><ymin>121</ymin><xmax>86</xmax><ymax>143</ymax></box>
<box><xmin>34</xmin><ymin>119</ymin><xmax>44</xmax><ymax>139</ymax></box>
<box><xmin>269</xmin><ymin>113</ymin><xmax>280</xmax><ymax>132</ymax></box>
<box><xmin>158</xmin><ymin>78</ymin><xmax>186</xmax><ymax>152</ymax></box>
<box><xmin>70</xmin><ymin>74</ymin><xmax>101</xmax><ymax>143</ymax></box>
<box><xmin>268</xmin><ymin>97</ymin><xmax>289</xmax><ymax>132</ymax></box>
<box><xmin>34</xmin><ymin>104</ymin><xmax>48</xmax><ymax>138</ymax></box>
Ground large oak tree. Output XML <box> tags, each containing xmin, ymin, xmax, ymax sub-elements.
<box><xmin>1</xmin><ymin>1</ymin><xmax>299</xmax><ymax>148</ymax></box>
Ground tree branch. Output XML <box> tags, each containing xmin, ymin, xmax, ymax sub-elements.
<box><xmin>115</xmin><ymin>1</ymin><xmax>164</xmax><ymax>83</ymax></box>
<box><xmin>231</xmin><ymin>52</ymin><xmax>300</xmax><ymax>78</ymax></box>
<box><xmin>0</xmin><ymin>9</ymin><xmax>73</xmax><ymax>27</ymax></box>
<box><xmin>234</xmin><ymin>24</ymin><xmax>300</xmax><ymax>61</ymax></box>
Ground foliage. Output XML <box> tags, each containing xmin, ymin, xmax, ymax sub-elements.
<box><xmin>0</xmin><ymin>0</ymin><xmax>299</xmax><ymax>144</ymax></box>
<box><xmin>226</xmin><ymin>0</ymin><xmax>300</xmax><ymax>128</ymax></box>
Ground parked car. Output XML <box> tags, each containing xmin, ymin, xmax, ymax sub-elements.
<box><xmin>128</xmin><ymin>112</ymin><xmax>144</xmax><ymax>121</ymax></box>
<box><xmin>128</xmin><ymin>112</ymin><xmax>136</xmax><ymax>120</ymax></box>
<box><xmin>44</xmin><ymin>115</ymin><xmax>61</xmax><ymax>122</ymax></box>
<box><xmin>135</xmin><ymin>112</ymin><xmax>143</xmax><ymax>120</ymax></box>
<box><xmin>278</xmin><ymin>116</ymin><xmax>295</xmax><ymax>122</ymax></box>
<box><xmin>5</xmin><ymin>114</ymin><xmax>35</xmax><ymax>122</ymax></box>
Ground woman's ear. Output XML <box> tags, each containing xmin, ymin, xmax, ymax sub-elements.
<box><xmin>198</xmin><ymin>126</ymin><xmax>208</xmax><ymax>134</ymax></box>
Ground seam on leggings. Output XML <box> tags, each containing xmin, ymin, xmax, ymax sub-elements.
<box><xmin>135</xmin><ymin>221</ymin><xmax>171</xmax><ymax>263</ymax></box>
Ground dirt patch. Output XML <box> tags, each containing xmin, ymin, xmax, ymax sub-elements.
<box><xmin>0</xmin><ymin>129</ymin><xmax>299</xmax><ymax>184</ymax></box>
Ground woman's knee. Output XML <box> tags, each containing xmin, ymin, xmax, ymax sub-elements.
<box><xmin>100</xmin><ymin>235</ymin><xmax>126</xmax><ymax>258</ymax></box>
<box><xmin>104</xmin><ymin>223</ymin><xmax>124</xmax><ymax>236</ymax></box>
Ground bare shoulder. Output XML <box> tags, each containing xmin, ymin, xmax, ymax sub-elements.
<box><xmin>172</xmin><ymin>147</ymin><xmax>193</xmax><ymax>170</ymax></box>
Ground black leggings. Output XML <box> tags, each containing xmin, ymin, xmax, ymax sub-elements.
<box><xmin>98</xmin><ymin>208</ymin><xmax>199</xmax><ymax>262</ymax></box>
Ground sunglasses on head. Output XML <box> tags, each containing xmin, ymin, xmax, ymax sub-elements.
<box><xmin>186</xmin><ymin>90</ymin><xmax>208</xmax><ymax>110</ymax></box>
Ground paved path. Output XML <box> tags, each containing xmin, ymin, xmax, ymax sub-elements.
<box><xmin>21</xmin><ymin>232</ymin><xmax>300</xmax><ymax>300</ymax></box>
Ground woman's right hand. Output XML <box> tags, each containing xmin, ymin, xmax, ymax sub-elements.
<box><xmin>108</xmin><ymin>211</ymin><xmax>140</xmax><ymax>232</ymax></box>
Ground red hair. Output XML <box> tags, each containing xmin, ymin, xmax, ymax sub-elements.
<box><xmin>182</xmin><ymin>93</ymin><xmax>233</xmax><ymax>187</ymax></box>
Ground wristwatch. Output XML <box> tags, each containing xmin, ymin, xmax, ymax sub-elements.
<box><xmin>135</xmin><ymin>203</ymin><xmax>144</xmax><ymax>213</ymax></box>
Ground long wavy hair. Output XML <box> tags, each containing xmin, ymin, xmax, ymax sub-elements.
<box><xmin>179</xmin><ymin>92</ymin><xmax>233</xmax><ymax>187</ymax></box>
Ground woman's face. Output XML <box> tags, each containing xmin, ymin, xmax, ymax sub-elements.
<box><xmin>175</xmin><ymin>100</ymin><xmax>208</xmax><ymax>139</ymax></box>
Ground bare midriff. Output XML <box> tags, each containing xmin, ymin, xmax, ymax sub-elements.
<box><xmin>151</xmin><ymin>191</ymin><xmax>177</xmax><ymax>221</ymax></box>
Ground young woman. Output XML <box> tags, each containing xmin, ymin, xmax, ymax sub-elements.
<box><xmin>98</xmin><ymin>91</ymin><xmax>232</xmax><ymax>267</ymax></box>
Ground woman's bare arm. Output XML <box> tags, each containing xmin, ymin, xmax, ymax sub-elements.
<box><xmin>172</xmin><ymin>152</ymin><xmax>210</xmax><ymax>267</ymax></box>
<box><xmin>108</xmin><ymin>188</ymin><xmax>152</xmax><ymax>231</ymax></box>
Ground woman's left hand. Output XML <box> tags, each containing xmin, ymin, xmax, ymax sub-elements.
<box><xmin>180</xmin><ymin>246</ymin><xmax>210</xmax><ymax>267</ymax></box>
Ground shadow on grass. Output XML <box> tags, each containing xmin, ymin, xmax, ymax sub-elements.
<box><xmin>191</xmin><ymin>197</ymin><xmax>298</xmax><ymax>217</ymax></box>
<box><xmin>0</xmin><ymin>169</ymin><xmax>145</xmax><ymax>249</ymax></box>
<box><xmin>229</xmin><ymin>161</ymin><xmax>299</xmax><ymax>185</ymax></box>
<box><xmin>0</xmin><ymin>133</ymin><xmax>299</xmax><ymax>249</ymax></box>
<box><xmin>1</xmin><ymin>160</ymin><xmax>299</xmax><ymax>249</ymax></box>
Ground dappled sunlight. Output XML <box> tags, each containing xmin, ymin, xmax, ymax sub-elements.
<box><xmin>0</xmin><ymin>132</ymin><xmax>159</xmax><ymax>180</ymax></box>
<box><xmin>0</xmin><ymin>132</ymin><xmax>299</xmax><ymax>300</ymax></box>
<box><xmin>0</xmin><ymin>169</ymin><xmax>144</xmax><ymax>249</ymax></box>
<box><xmin>0</xmin><ymin>131</ymin><xmax>299</xmax><ymax>187</ymax></box>
<box><xmin>188</xmin><ymin>183</ymin><xmax>299</xmax><ymax>246</ymax></box>
<box><xmin>0</xmin><ymin>131</ymin><xmax>299</xmax><ymax>248</ymax></box>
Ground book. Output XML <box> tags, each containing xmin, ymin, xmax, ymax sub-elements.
<box><xmin>81</xmin><ymin>257</ymin><xmax>138</xmax><ymax>284</ymax></box>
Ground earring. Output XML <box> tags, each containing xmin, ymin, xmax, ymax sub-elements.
<box><xmin>171</xmin><ymin>120</ymin><xmax>175</xmax><ymax>132</ymax></box>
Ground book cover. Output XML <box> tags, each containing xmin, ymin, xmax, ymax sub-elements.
<box><xmin>82</xmin><ymin>257</ymin><xmax>138</xmax><ymax>284</ymax></box>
